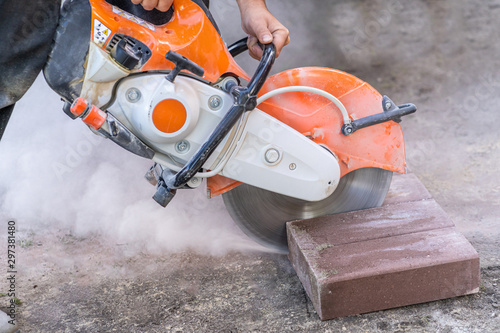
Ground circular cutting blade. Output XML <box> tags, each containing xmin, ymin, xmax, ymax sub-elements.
<box><xmin>222</xmin><ymin>168</ymin><xmax>393</xmax><ymax>253</ymax></box>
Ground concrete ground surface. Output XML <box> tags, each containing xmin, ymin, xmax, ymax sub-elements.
<box><xmin>1</xmin><ymin>0</ymin><xmax>500</xmax><ymax>332</ymax></box>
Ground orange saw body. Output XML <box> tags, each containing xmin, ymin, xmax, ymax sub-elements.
<box><xmin>90</xmin><ymin>0</ymin><xmax>249</xmax><ymax>81</ymax></box>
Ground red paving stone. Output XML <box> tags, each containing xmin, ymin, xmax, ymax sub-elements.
<box><xmin>383</xmin><ymin>172</ymin><xmax>433</xmax><ymax>205</ymax></box>
<box><xmin>287</xmin><ymin>173</ymin><xmax>480</xmax><ymax>320</ymax></box>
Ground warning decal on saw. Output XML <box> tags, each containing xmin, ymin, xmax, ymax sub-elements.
<box><xmin>112</xmin><ymin>6</ymin><xmax>156</xmax><ymax>31</ymax></box>
<box><xmin>93</xmin><ymin>19</ymin><xmax>111</xmax><ymax>46</ymax></box>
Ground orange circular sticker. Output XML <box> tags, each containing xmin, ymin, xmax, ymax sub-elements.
<box><xmin>152</xmin><ymin>99</ymin><xmax>187</xmax><ymax>133</ymax></box>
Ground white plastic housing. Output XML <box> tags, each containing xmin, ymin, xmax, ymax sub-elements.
<box><xmin>108</xmin><ymin>74</ymin><xmax>235</xmax><ymax>168</ymax></box>
<box><xmin>221</xmin><ymin>110</ymin><xmax>340</xmax><ymax>201</ymax></box>
<box><xmin>106</xmin><ymin>73</ymin><xmax>340</xmax><ymax>202</ymax></box>
<box><xmin>85</xmin><ymin>43</ymin><xmax>130</xmax><ymax>83</ymax></box>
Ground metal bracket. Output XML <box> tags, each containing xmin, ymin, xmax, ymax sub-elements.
<box><xmin>341</xmin><ymin>96</ymin><xmax>417</xmax><ymax>136</ymax></box>
<box><xmin>98</xmin><ymin>113</ymin><xmax>155</xmax><ymax>159</ymax></box>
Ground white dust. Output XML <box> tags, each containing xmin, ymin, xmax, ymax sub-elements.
<box><xmin>0</xmin><ymin>75</ymin><xmax>265</xmax><ymax>256</ymax></box>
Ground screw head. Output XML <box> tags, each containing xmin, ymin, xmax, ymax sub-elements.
<box><xmin>343</xmin><ymin>125</ymin><xmax>354</xmax><ymax>135</ymax></box>
<box><xmin>187</xmin><ymin>177</ymin><xmax>202</xmax><ymax>188</ymax></box>
<box><xmin>385</xmin><ymin>101</ymin><xmax>392</xmax><ymax>110</ymax></box>
<box><xmin>289</xmin><ymin>163</ymin><xmax>297</xmax><ymax>170</ymax></box>
<box><xmin>126</xmin><ymin>88</ymin><xmax>141</xmax><ymax>103</ymax></box>
<box><xmin>175</xmin><ymin>140</ymin><xmax>190</xmax><ymax>153</ymax></box>
<box><xmin>209</xmin><ymin>96</ymin><xmax>223</xmax><ymax>110</ymax></box>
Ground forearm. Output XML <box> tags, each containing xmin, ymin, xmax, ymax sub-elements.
<box><xmin>236</xmin><ymin>0</ymin><xmax>267</xmax><ymax>10</ymax></box>
<box><xmin>236</xmin><ymin>0</ymin><xmax>270</xmax><ymax>20</ymax></box>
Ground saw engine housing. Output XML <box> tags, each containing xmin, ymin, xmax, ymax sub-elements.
<box><xmin>103</xmin><ymin>70</ymin><xmax>341</xmax><ymax>201</ymax></box>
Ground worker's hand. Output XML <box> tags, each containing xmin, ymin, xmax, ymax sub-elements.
<box><xmin>236</xmin><ymin>0</ymin><xmax>290</xmax><ymax>60</ymax></box>
<box><xmin>131</xmin><ymin>0</ymin><xmax>173</xmax><ymax>12</ymax></box>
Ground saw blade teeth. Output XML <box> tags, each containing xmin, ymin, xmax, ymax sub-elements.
<box><xmin>222</xmin><ymin>168</ymin><xmax>393</xmax><ymax>252</ymax></box>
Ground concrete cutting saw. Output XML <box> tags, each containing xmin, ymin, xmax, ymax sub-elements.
<box><xmin>44</xmin><ymin>0</ymin><xmax>416</xmax><ymax>252</ymax></box>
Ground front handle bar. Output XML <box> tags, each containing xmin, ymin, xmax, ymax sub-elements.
<box><xmin>228</xmin><ymin>37</ymin><xmax>249</xmax><ymax>58</ymax></box>
<box><xmin>247</xmin><ymin>43</ymin><xmax>276</xmax><ymax>97</ymax></box>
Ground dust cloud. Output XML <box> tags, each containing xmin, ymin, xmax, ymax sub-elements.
<box><xmin>0</xmin><ymin>75</ymin><xmax>265</xmax><ymax>256</ymax></box>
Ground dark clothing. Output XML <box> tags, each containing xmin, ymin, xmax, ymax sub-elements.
<box><xmin>0</xmin><ymin>0</ymin><xmax>61</xmax><ymax>140</ymax></box>
<box><xmin>0</xmin><ymin>104</ymin><xmax>13</xmax><ymax>141</ymax></box>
